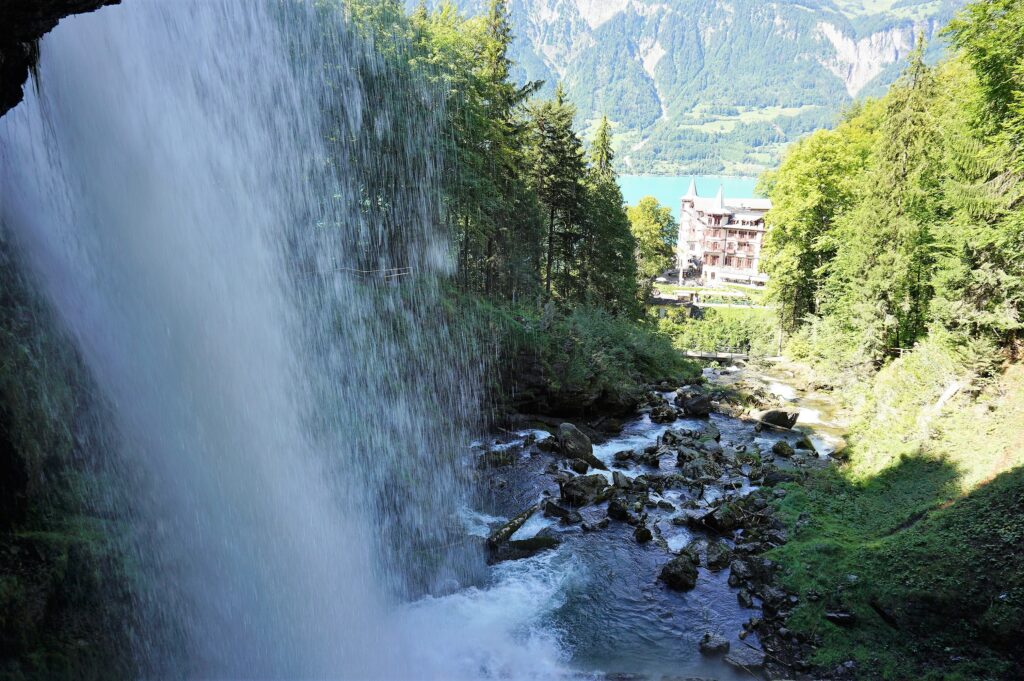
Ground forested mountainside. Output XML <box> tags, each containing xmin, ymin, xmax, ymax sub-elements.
<box><xmin>426</xmin><ymin>0</ymin><xmax>966</xmax><ymax>174</ymax></box>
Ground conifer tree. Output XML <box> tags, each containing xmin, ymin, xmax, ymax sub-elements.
<box><xmin>528</xmin><ymin>84</ymin><xmax>585</xmax><ymax>297</ymax></box>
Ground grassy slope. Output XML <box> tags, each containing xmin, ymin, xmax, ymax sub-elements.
<box><xmin>769</xmin><ymin>353</ymin><xmax>1024</xmax><ymax>679</ymax></box>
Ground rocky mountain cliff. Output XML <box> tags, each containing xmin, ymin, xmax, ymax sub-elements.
<box><xmin>441</xmin><ymin>0</ymin><xmax>966</xmax><ymax>174</ymax></box>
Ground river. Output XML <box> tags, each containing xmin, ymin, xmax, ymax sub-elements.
<box><xmin>448</xmin><ymin>363</ymin><xmax>844</xmax><ymax>679</ymax></box>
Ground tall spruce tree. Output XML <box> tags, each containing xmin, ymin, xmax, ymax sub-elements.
<box><xmin>528</xmin><ymin>84</ymin><xmax>585</xmax><ymax>298</ymax></box>
<box><xmin>580</xmin><ymin>116</ymin><xmax>640</xmax><ymax>314</ymax></box>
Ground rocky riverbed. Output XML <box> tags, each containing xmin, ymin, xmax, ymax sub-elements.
<box><xmin>463</xmin><ymin>364</ymin><xmax>841</xmax><ymax>680</ymax></box>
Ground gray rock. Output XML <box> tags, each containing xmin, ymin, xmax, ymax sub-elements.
<box><xmin>570</xmin><ymin>458</ymin><xmax>590</xmax><ymax>474</ymax></box>
<box><xmin>558</xmin><ymin>422</ymin><xmax>591</xmax><ymax>458</ymax></box>
<box><xmin>724</xmin><ymin>645</ymin><xmax>765</xmax><ymax>671</ymax></box>
<box><xmin>679</xmin><ymin>457</ymin><xmax>722</xmax><ymax>481</ymax></box>
<box><xmin>698</xmin><ymin>632</ymin><xmax>730</xmax><ymax>655</ymax></box>
<box><xmin>613</xmin><ymin>449</ymin><xmax>635</xmax><ymax>462</ymax></box>
<box><xmin>697</xmin><ymin>439</ymin><xmax>723</xmax><ymax>457</ymax></box>
<box><xmin>607</xmin><ymin>498</ymin><xmax>632</xmax><ymax>522</ymax></box>
<box><xmin>634</xmin><ymin>525</ymin><xmax>653</xmax><ymax>543</ymax></box>
<box><xmin>673</xmin><ymin>507</ymin><xmax>712</xmax><ymax>528</ymax></box>
<box><xmin>661</xmin><ymin>428</ymin><xmax>687</xmax><ymax>446</ymax></box>
<box><xmin>560</xmin><ymin>474</ymin><xmax>610</xmax><ymax>507</ymax></box>
<box><xmin>542</xmin><ymin>501</ymin><xmax>581</xmax><ymax>524</ymax></box>
<box><xmin>650</xmin><ymin>404</ymin><xmax>678</xmax><ymax>423</ymax></box>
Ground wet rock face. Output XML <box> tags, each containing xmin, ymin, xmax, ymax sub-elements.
<box><xmin>1</xmin><ymin>0</ymin><xmax>120</xmax><ymax>116</ymax></box>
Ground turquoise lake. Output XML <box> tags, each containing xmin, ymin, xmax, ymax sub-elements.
<box><xmin>618</xmin><ymin>175</ymin><xmax>760</xmax><ymax>218</ymax></box>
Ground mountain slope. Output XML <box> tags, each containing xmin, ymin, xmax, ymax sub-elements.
<box><xmin>437</xmin><ymin>0</ymin><xmax>966</xmax><ymax>174</ymax></box>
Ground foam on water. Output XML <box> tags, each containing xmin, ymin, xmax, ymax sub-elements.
<box><xmin>396</xmin><ymin>552</ymin><xmax>580</xmax><ymax>680</ymax></box>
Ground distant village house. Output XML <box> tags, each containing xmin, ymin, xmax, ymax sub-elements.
<box><xmin>677</xmin><ymin>180</ymin><xmax>771</xmax><ymax>288</ymax></box>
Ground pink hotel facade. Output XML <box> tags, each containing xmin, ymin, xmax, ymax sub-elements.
<box><xmin>677</xmin><ymin>179</ymin><xmax>772</xmax><ymax>288</ymax></box>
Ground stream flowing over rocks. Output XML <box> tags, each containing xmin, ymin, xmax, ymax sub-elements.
<box><xmin>461</xmin><ymin>363</ymin><xmax>844</xmax><ymax>680</ymax></box>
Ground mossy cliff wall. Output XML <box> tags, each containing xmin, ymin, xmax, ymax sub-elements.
<box><xmin>0</xmin><ymin>236</ymin><xmax>132</xmax><ymax>681</ymax></box>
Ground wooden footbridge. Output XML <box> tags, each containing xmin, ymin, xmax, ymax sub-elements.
<box><xmin>681</xmin><ymin>349</ymin><xmax>784</xmax><ymax>362</ymax></box>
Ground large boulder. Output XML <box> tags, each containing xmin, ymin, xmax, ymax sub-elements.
<box><xmin>705</xmin><ymin>502</ymin><xmax>744</xmax><ymax>533</ymax></box>
<box><xmin>675</xmin><ymin>446</ymin><xmax>703</xmax><ymax>466</ymax></box>
<box><xmin>758</xmin><ymin>409</ymin><xmax>799</xmax><ymax>429</ymax></box>
<box><xmin>557</xmin><ymin>423</ymin><xmax>607</xmax><ymax>470</ymax></box>
<box><xmin>557</xmin><ymin>422</ymin><xmax>591</xmax><ymax>457</ymax></box>
<box><xmin>560</xmin><ymin>474</ymin><xmax>610</xmax><ymax>507</ymax></box>
<box><xmin>542</xmin><ymin>501</ymin><xmax>581</xmax><ymax>524</ymax></box>
<box><xmin>634</xmin><ymin>525</ymin><xmax>653</xmax><ymax>543</ymax></box>
<box><xmin>659</xmin><ymin>555</ymin><xmax>699</xmax><ymax>591</ymax></box>
<box><xmin>682</xmin><ymin>395</ymin><xmax>712</xmax><ymax>417</ymax></box>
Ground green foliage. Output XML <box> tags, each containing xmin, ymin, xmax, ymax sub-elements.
<box><xmin>946</xmin><ymin>0</ymin><xmax>1024</xmax><ymax>162</ymax></box>
<box><xmin>451</xmin><ymin>294</ymin><xmax>698</xmax><ymax>415</ymax></box>
<box><xmin>760</xmin><ymin>100</ymin><xmax>882</xmax><ymax>332</ymax></box>
<box><xmin>657</xmin><ymin>307</ymin><xmax>778</xmax><ymax>357</ymax></box>
<box><xmin>764</xmin><ymin>14</ymin><xmax>1024</xmax><ymax>369</ymax></box>
<box><xmin>403</xmin><ymin>4</ymin><xmax>643</xmax><ymax>314</ymax></box>
<box><xmin>627</xmin><ymin>196</ymin><xmax>677</xmax><ymax>280</ymax></box>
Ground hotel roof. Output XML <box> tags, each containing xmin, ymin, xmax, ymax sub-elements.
<box><xmin>683</xmin><ymin>182</ymin><xmax>771</xmax><ymax>214</ymax></box>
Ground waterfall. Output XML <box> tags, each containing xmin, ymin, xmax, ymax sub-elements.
<box><xmin>0</xmin><ymin>1</ymin><xmax>510</xmax><ymax>677</ymax></box>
